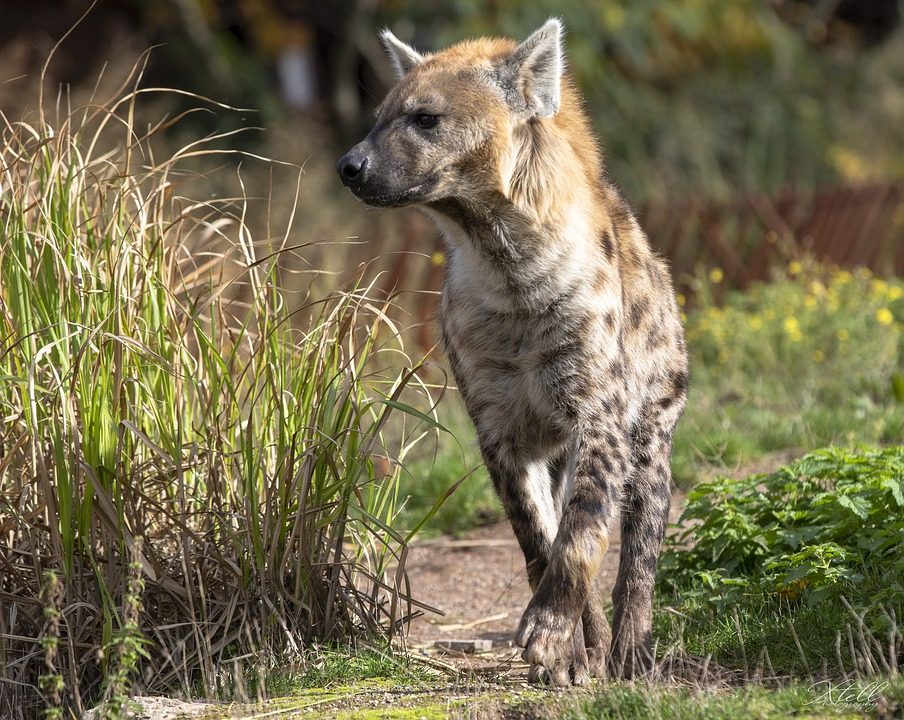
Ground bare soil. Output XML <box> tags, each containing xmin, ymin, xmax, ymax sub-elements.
<box><xmin>400</xmin><ymin>495</ymin><xmax>686</xmax><ymax>680</ymax></box>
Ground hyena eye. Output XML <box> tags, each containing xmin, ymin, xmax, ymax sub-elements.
<box><xmin>414</xmin><ymin>113</ymin><xmax>438</xmax><ymax>129</ymax></box>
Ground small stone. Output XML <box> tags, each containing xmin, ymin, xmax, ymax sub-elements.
<box><xmin>433</xmin><ymin>638</ymin><xmax>494</xmax><ymax>654</ymax></box>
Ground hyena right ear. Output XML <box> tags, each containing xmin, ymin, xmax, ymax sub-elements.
<box><xmin>505</xmin><ymin>18</ymin><xmax>563</xmax><ymax>118</ymax></box>
<box><xmin>380</xmin><ymin>29</ymin><xmax>425</xmax><ymax>79</ymax></box>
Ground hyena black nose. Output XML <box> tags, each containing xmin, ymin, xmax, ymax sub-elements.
<box><xmin>336</xmin><ymin>151</ymin><xmax>368</xmax><ymax>187</ymax></box>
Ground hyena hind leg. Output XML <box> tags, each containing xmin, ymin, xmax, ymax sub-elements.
<box><xmin>609</xmin><ymin>411</ymin><xmax>678</xmax><ymax>679</ymax></box>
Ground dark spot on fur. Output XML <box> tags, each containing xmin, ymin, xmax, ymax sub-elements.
<box><xmin>672</xmin><ymin>369</ymin><xmax>690</xmax><ymax>397</ymax></box>
<box><xmin>629</xmin><ymin>298</ymin><xmax>649</xmax><ymax>330</ymax></box>
<box><xmin>601</xmin><ymin>229</ymin><xmax>615</xmax><ymax>260</ymax></box>
<box><xmin>646</xmin><ymin>327</ymin><xmax>665</xmax><ymax>349</ymax></box>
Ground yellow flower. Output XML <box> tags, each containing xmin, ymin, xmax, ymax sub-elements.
<box><xmin>784</xmin><ymin>316</ymin><xmax>803</xmax><ymax>341</ymax></box>
<box><xmin>748</xmin><ymin>315</ymin><xmax>763</xmax><ymax>330</ymax></box>
<box><xmin>676</xmin><ymin>293</ymin><xmax>686</xmax><ymax>307</ymax></box>
<box><xmin>836</xmin><ymin>328</ymin><xmax>849</xmax><ymax>341</ymax></box>
<box><xmin>788</xmin><ymin>261</ymin><xmax>802</xmax><ymax>276</ymax></box>
<box><xmin>871</xmin><ymin>278</ymin><xmax>888</xmax><ymax>296</ymax></box>
<box><xmin>813</xmin><ymin>350</ymin><xmax>825</xmax><ymax>363</ymax></box>
<box><xmin>804</xmin><ymin>295</ymin><xmax>818</xmax><ymax>310</ymax></box>
<box><xmin>431</xmin><ymin>250</ymin><xmax>445</xmax><ymax>266</ymax></box>
<box><xmin>876</xmin><ymin>307</ymin><xmax>894</xmax><ymax>325</ymax></box>
<box><xmin>835</xmin><ymin>270</ymin><xmax>852</xmax><ymax>285</ymax></box>
<box><xmin>888</xmin><ymin>286</ymin><xmax>903</xmax><ymax>301</ymax></box>
<box><xmin>709</xmin><ymin>267</ymin><xmax>724</xmax><ymax>284</ymax></box>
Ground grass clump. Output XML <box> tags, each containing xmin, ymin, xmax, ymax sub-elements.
<box><xmin>658</xmin><ymin>446</ymin><xmax>904</xmax><ymax>677</ymax></box>
<box><xmin>0</xmin><ymin>63</ymin><xmax>441</xmax><ymax>718</ymax></box>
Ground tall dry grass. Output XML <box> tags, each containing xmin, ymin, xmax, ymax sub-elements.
<box><xmin>0</xmin><ymin>56</ymin><xmax>443</xmax><ymax>718</ymax></box>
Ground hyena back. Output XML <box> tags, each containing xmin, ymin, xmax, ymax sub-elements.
<box><xmin>337</xmin><ymin>19</ymin><xmax>688</xmax><ymax>686</ymax></box>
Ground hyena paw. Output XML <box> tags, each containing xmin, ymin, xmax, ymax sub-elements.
<box><xmin>516</xmin><ymin>606</ymin><xmax>587</xmax><ymax>686</ymax></box>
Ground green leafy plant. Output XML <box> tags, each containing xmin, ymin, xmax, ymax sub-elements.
<box><xmin>658</xmin><ymin>445</ymin><xmax>904</xmax><ymax>674</ymax></box>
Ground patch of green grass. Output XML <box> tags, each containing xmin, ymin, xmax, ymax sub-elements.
<box><xmin>674</xmin><ymin>260</ymin><xmax>904</xmax><ymax>485</ymax></box>
<box><xmin>272</xmin><ymin>644</ymin><xmax>430</xmax><ymax>692</ymax></box>
<box><xmin>563</xmin><ymin>681</ymin><xmax>876</xmax><ymax>720</ymax></box>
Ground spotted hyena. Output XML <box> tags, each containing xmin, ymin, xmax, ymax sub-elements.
<box><xmin>336</xmin><ymin>18</ymin><xmax>688</xmax><ymax>686</ymax></box>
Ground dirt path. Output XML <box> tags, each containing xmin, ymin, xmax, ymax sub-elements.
<box><xmin>117</xmin><ymin>495</ymin><xmax>690</xmax><ymax>719</ymax></box>
<box><xmin>401</xmin><ymin>496</ymin><xmax>685</xmax><ymax>680</ymax></box>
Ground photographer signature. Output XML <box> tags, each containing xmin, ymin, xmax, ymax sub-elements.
<box><xmin>807</xmin><ymin>680</ymin><xmax>889</xmax><ymax>709</ymax></box>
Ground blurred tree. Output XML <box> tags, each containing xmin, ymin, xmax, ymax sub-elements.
<box><xmin>3</xmin><ymin>0</ymin><xmax>902</xmax><ymax>203</ymax></box>
<box><xmin>771</xmin><ymin>0</ymin><xmax>902</xmax><ymax>47</ymax></box>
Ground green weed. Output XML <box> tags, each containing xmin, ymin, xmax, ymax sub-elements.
<box><xmin>658</xmin><ymin>446</ymin><xmax>904</xmax><ymax>677</ymax></box>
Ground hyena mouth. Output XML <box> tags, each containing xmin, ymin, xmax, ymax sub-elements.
<box><xmin>355</xmin><ymin>178</ymin><xmax>439</xmax><ymax>208</ymax></box>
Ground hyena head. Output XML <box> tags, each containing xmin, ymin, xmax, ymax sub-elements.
<box><xmin>336</xmin><ymin>19</ymin><xmax>564</xmax><ymax>208</ymax></box>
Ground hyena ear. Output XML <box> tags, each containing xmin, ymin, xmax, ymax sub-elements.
<box><xmin>380</xmin><ymin>29</ymin><xmax>425</xmax><ymax>79</ymax></box>
<box><xmin>505</xmin><ymin>18</ymin><xmax>563</xmax><ymax>118</ymax></box>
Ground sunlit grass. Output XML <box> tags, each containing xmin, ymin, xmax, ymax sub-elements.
<box><xmin>673</xmin><ymin>258</ymin><xmax>904</xmax><ymax>483</ymax></box>
<box><xmin>0</xmin><ymin>62</ymin><xmax>444</xmax><ymax>718</ymax></box>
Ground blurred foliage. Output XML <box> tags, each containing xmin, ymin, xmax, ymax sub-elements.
<box><xmin>17</xmin><ymin>1</ymin><xmax>901</xmax><ymax>204</ymax></box>
<box><xmin>674</xmin><ymin>256</ymin><xmax>904</xmax><ymax>477</ymax></box>
<box><xmin>378</xmin><ymin>0</ymin><xmax>904</xmax><ymax>203</ymax></box>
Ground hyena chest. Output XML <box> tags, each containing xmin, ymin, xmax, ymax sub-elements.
<box><xmin>440</xmin><ymin>288</ymin><xmax>594</xmax><ymax>453</ymax></box>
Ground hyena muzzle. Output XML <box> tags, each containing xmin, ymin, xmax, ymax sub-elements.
<box><xmin>337</xmin><ymin>19</ymin><xmax>688</xmax><ymax>686</ymax></box>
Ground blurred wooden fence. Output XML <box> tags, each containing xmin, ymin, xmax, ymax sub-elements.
<box><xmin>379</xmin><ymin>182</ymin><xmax>904</xmax><ymax>347</ymax></box>
<box><xmin>645</xmin><ymin>182</ymin><xmax>904</xmax><ymax>292</ymax></box>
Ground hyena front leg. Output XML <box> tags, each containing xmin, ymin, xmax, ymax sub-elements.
<box><xmin>609</xmin><ymin>401</ymin><xmax>682</xmax><ymax>678</ymax></box>
<box><xmin>551</xmin><ymin>452</ymin><xmax>612</xmax><ymax>678</ymax></box>
<box><xmin>481</xmin><ymin>444</ymin><xmax>591</xmax><ymax>686</ymax></box>
<box><xmin>515</xmin><ymin>421</ymin><xmax>626</xmax><ymax>684</ymax></box>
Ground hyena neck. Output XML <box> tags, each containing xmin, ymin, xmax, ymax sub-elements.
<box><xmin>424</xmin><ymin>115</ymin><xmax>611</xmax><ymax>312</ymax></box>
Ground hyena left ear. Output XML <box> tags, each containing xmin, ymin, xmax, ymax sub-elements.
<box><xmin>380</xmin><ymin>29</ymin><xmax>425</xmax><ymax>80</ymax></box>
<box><xmin>506</xmin><ymin>18</ymin><xmax>563</xmax><ymax>118</ymax></box>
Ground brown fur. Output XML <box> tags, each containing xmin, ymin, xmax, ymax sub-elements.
<box><xmin>337</xmin><ymin>19</ymin><xmax>688</xmax><ymax>685</ymax></box>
